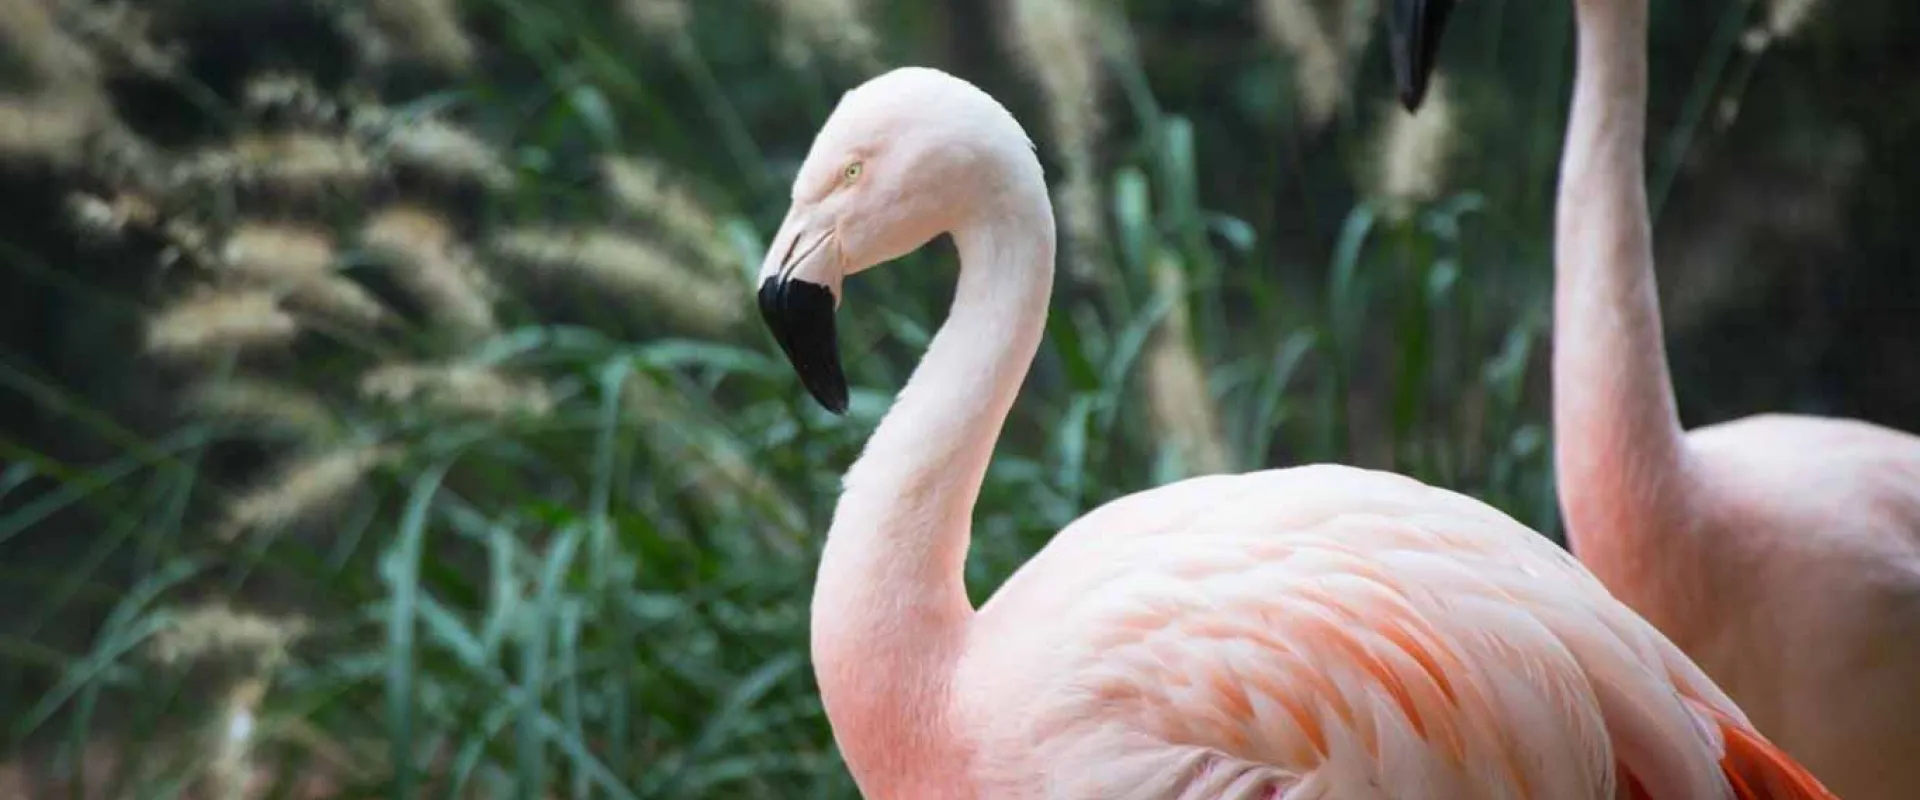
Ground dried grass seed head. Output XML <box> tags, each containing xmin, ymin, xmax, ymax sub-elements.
<box><xmin>203</xmin><ymin>676</ymin><xmax>270</xmax><ymax>799</ymax></box>
<box><xmin>359</xmin><ymin>363</ymin><xmax>555</xmax><ymax>420</ymax></box>
<box><xmin>240</xmin><ymin>73</ymin><xmax>345</xmax><ymax>127</ymax></box>
<box><xmin>148</xmin><ymin>601</ymin><xmax>308</xmax><ymax>670</ymax></box>
<box><xmin>66</xmin><ymin>190</ymin><xmax>158</xmax><ymax>241</ymax></box>
<box><xmin>221</xmin><ymin>444</ymin><xmax>394</xmax><ymax>539</ymax></box>
<box><xmin>1004</xmin><ymin>0</ymin><xmax>1128</xmax><ymax>280</ymax></box>
<box><xmin>362</xmin><ymin>0</ymin><xmax>475</xmax><ymax>73</ymax></box>
<box><xmin>359</xmin><ymin>204</ymin><xmax>498</xmax><ymax>339</ymax></box>
<box><xmin>0</xmin><ymin>0</ymin><xmax>98</xmax><ymax>92</ymax></box>
<box><xmin>1373</xmin><ymin>75</ymin><xmax>1457</xmax><ymax>219</ymax></box>
<box><xmin>1256</xmin><ymin>0</ymin><xmax>1363</xmax><ymax>128</ymax></box>
<box><xmin>764</xmin><ymin>0</ymin><xmax>879</xmax><ymax>71</ymax></box>
<box><xmin>189</xmin><ymin>378</ymin><xmax>339</xmax><ymax>441</ymax></box>
<box><xmin>169</xmin><ymin>132</ymin><xmax>377</xmax><ymax>205</ymax></box>
<box><xmin>146</xmin><ymin>287</ymin><xmax>299</xmax><ymax>358</ymax></box>
<box><xmin>1335</xmin><ymin>0</ymin><xmax>1380</xmax><ymax>54</ymax></box>
<box><xmin>0</xmin><ymin>92</ymin><xmax>113</xmax><ymax>164</ymax></box>
<box><xmin>59</xmin><ymin>0</ymin><xmax>181</xmax><ymax>79</ymax></box>
<box><xmin>1141</xmin><ymin>253</ymin><xmax>1229</xmax><ymax>475</ymax></box>
<box><xmin>601</xmin><ymin>154</ymin><xmax>737</xmax><ymax>274</ymax></box>
<box><xmin>222</xmin><ymin>223</ymin><xmax>335</xmax><ymax>279</ymax></box>
<box><xmin>491</xmin><ymin>226</ymin><xmax>746</xmax><ymax>334</ymax></box>
<box><xmin>622</xmin><ymin>0</ymin><xmax>691</xmax><ymax>41</ymax></box>
<box><xmin>219</xmin><ymin>223</ymin><xmax>389</xmax><ymax>328</ymax></box>
<box><xmin>374</xmin><ymin>115</ymin><xmax>515</xmax><ymax>191</ymax></box>
<box><xmin>1766</xmin><ymin>0</ymin><xmax>1822</xmax><ymax>39</ymax></box>
<box><xmin>1005</xmin><ymin>0</ymin><xmax>1110</xmax><ymax>157</ymax></box>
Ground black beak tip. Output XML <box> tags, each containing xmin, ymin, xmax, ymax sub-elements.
<box><xmin>798</xmin><ymin>348</ymin><xmax>849</xmax><ymax>416</ymax></box>
<box><xmin>1387</xmin><ymin>0</ymin><xmax>1455</xmax><ymax>114</ymax></box>
<box><xmin>814</xmin><ymin>382</ymin><xmax>850</xmax><ymax>416</ymax></box>
<box><xmin>1397</xmin><ymin>85</ymin><xmax>1426</xmax><ymax>114</ymax></box>
<box><xmin>757</xmin><ymin>277</ymin><xmax>850</xmax><ymax>416</ymax></box>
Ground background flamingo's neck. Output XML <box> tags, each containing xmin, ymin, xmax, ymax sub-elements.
<box><xmin>810</xmin><ymin>196</ymin><xmax>1055</xmax><ymax>789</ymax></box>
<box><xmin>1553</xmin><ymin>0</ymin><xmax>1695</xmax><ymax>569</ymax></box>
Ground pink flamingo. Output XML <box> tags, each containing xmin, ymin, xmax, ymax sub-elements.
<box><xmin>1393</xmin><ymin>1</ymin><xmax>1920</xmax><ymax>797</ymax></box>
<box><xmin>754</xmin><ymin>65</ymin><xmax>1833</xmax><ymax>798</ymax></box>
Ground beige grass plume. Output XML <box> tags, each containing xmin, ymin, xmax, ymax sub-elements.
<box><xmin>376</xmin><ymin>116</ymin><xmax>516</xmax><ymax>191</ymax></box>
<box><xmin>763</xmin><ymin>0</ymin><xmax>879</xmax><ymax>72</ymax></box>
<box><xmin>220</xmin><ymin>223</ymin><xmax>389</xmax><ymax>328</ymax></box>
<box><xmin>601</xmin><ymin>154</ymin><xmax>740</xmax><ymax>277</ymax></box>
<box><xmin>149</xmin><ymin>602</ymin><xmax>307</xmax><ymax>670</ymax></box>
<box><xmin>1002</xmin><ymin>0</ymin><xmax>1128</xmax><ymax>283</ymax></box>
<box><xmin>54</xmin><ymin>0</ymin><xmax>178</xmax><ymax>84</ymax></box>
<box><xmin>1256</xmin><ymin>0</ymin><xmax>1379</xmax><ymax>129</ymax></box>
<box><xmin>147</xmin><ymin>602</ymin><xmax>309</xmax><ymax>798</ymax></box>
<box><xmin>66</xmin><ymin>189</ymin><xmax>222</xmax><ymax>277</ymax></box>
<box><xmin>1371</xmin><ymin>75</ymin><xmax>1456</xmax><ymax>220</ymax></box>
<box><xmin>490</xmin><ymin>226</ymin><xmax>745</xmax><ymax>334</ymax></box>
<box><xmin>201</xmin><ymin>677</ymin><xmax>269</xmax><ymax>800</ymax></box>
<box><xmin>1004</xmin><ymin>0</ymin><xmax>1110</xmax><ymax>157</ymax></box>
<box><xmin>189</xmin><ymin>378</ymin><xmax>340</xmax><ymax>442</ymax></box>
<box><xmin>1744</xmin><ymin>0</ymin><xmax>1824</xmax><ymax>53</ymax></box>
<box><xmin>1141</xmin><ymin>252</ymin><xmax>1230</xmax><ymax>475</ymax></box>
<box><xmin>360</xmin><ymin>363</ymin><xmax>555</xmax><ymax>420</ymax></box>
<box><xmin>359</xmin><ymin>204</ymin><xmax>499</xmax><ymax>342</ymax></box>
<box><xmin>240</xmin><ymin>73</ymin><xmax>346</xmax><ymax>129</ymax></box>
<box><xmin>168</xmin><ymin>132</ymin><xmax>377</xmax><ymax>207</ymax></box>
<box><xmin>221</xmin><ymin>444</ymin><xmax>394</xmax><ymax>539</ymax></box>
<box><xmin>0</xmin><ymin>0</ymin><xmax>113</xmax><ymax>168</ymax></box>
<box><xmin>1765</xmin><ymin>0</ymin><xmax>1822</xmax><ymax>39</ymax></box>
<box><xmin>360</xmin><ymin>0</ymin><xmax>476</xmax><ymax>74</ymax></box>
<box><xmin>0</xmin><ymin>94</ymin><xmax>112</xmax><ymax>163</ymax></box>
<box><xmin>622</xmin><ymin>0</ymin><xmax>691</xmax><ymax>41</ymax></box>
<box><xmin>146</xmin><ymin>288</ymin><xmax>300</xmax><ymax>359</ymax></box>
<box><xmin>0</xmin><ymin>0</ymin><xmax>98</xmax><ymax>92</ymax></box>
<box><xmin>66</xmin><ymin>190</ymin><xmax>161</xmax><ymax>241</ymax></box>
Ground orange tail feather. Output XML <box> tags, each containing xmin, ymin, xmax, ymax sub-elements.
<box><xmin>1708</xmin><ymin>708</ymin><xmax>1837</xmax><ymax>800</ymax></box>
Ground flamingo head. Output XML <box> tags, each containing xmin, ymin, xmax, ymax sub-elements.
<box><xmin>756</xmin><ymin>66</ymin><xmax>1041</xmax><ymax>414</ymax></box>
<box><xmin>1388</xmin><ymin>0</ymin><xmax>1459</xmax><ymax>112</ymax></box>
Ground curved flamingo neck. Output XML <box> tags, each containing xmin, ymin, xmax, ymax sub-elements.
<box><xmin>1553</xmin><ymin>0</ymin><xmax>1695</xmax><ymax>568</ymax></box>
<box><xmin>811</xmin><ymin>193</ymin><xmax>1055</xmax><ymax>790</ymax></box>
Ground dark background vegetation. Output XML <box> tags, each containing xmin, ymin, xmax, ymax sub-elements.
<box><xmin>0</xmin><ymin>0</ymin><xmax>1912</xmax><ymax>795</ymax></box>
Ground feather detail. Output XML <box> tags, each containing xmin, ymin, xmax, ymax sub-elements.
<box><xmin>1700</xmin><ymin>703</ymin><xmax>1837</xmax><ymax>800</ymax></box>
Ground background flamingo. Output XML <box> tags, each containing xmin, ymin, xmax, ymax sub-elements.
<box><xmin>1394</xmin><ymin>1</ymin><xmax>1920</xmax><ymax>797</ymax></box>
<box><xmin>754</xmin><ymin>64</ymin><xmax>1832</xmax><ymax>799</ymax></box>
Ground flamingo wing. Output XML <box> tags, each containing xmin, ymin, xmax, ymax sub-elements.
<box><xmin>961</xmin><ymin>465</ymin><xmax>1834</xmax><ymax>799</ymax></box>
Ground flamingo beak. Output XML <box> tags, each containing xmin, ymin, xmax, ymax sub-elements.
<box><xmin>1388</xmin><ymin>0</ymin><xmax>1458</xmax><ymax>113</ymax></box>
<box><xmin>757</xmin><ymin>208</ymin><xmax>850</xmax><ymax>415</ymax></box>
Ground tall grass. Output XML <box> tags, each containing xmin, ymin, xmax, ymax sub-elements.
<box><xmin>3</xmin><ymin>0</ymin><xmax>1791</xmax><ymax>796</ymax></box>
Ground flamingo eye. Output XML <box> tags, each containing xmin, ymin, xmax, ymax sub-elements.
<box><xmin>842</xmin><ymin>161</ymin><xmax>863</xmax><ymax>184</ymax></box>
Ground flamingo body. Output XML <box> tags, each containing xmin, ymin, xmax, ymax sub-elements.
<box><xmin>753</xmin><ymin>66</ymin><xmax>1834</xmax><ymax>799</ymax></box>
<box><xmin>956</xmin><ymin>465</ymin><xmax>1828</xmax><ymax>799</ymax></box>
<box><xmin>1391</xmin><ymin>2</ymin><xmax>1920</xmax><ymax>796</ymax></box>
<box><xmin>1601</xmin><ymin>415</ymin><xmax>1920</xmax><ymax>795</ymax></box>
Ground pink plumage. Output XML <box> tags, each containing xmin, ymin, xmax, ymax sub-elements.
<box><xmin>1537</xmin><ymin>0</ymin><xmax>1920</xmax><ymax>796</ymax></box>
<box><xmin>754</xmin><ymin>65</ymin><xmax>1835</xmax><ymax>799</ymax></box>
<box><xmin>959</xmin><ymin>467</ymin><xmax>1829</xmax><ymax>799</ymax></box>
